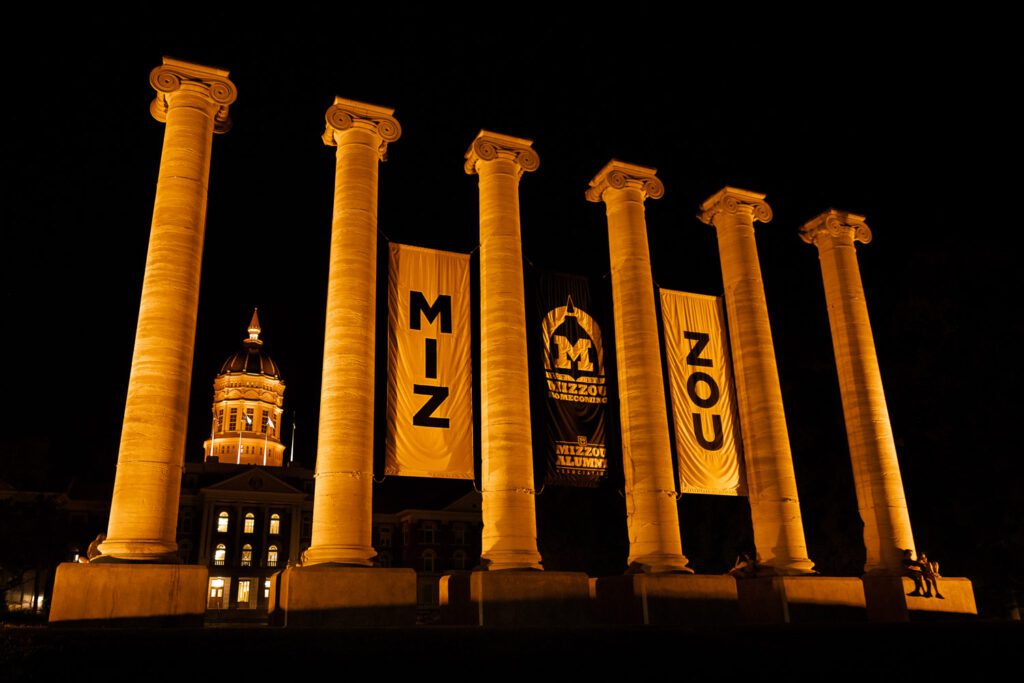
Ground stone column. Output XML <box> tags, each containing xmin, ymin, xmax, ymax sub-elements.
<box><xmin>303</xmin><ymin>98</ymin><xmax>401</xmax><ymax>566</ymax></box>
<box><xmin>586</xmin><ymin>161</ymin><xmax>690</xmax><ymax>573</ymax></box>
<box><xmin>464</xmin><ymin>131</ymin><xmax>543</xmax><ymax>571</ymax></box>
<box><xmin>699</xmin><ymin>187</ymin><xmax>815</xmax><ymax>575</ymax></box>
<box><xmin>99</xmin><ymin>59</ymin><xmax>236</xmax><ymax>561</ymax></box>
<box><xmin>801</xmin><ymin>209</ymin><xmax>915</xmax><ymax>573</ymax></box>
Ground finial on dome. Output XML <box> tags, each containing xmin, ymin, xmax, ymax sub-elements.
<box><xmin>248</xmin><ymin>308</ymin><xmax>261</xmax><ymax>343</ymax></box>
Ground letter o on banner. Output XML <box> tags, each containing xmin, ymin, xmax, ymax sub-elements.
<box><xmin>686</xmin><ymin>371</ymin><xmax>720</xmax><ymax>409</ymax></box>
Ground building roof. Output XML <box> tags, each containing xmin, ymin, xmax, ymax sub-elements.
<box><xmin>218</xmin><ymin>309</ymin><xmax>281</xmax><ymax>379</ymax></box>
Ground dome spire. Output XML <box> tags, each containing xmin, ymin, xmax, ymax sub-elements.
<box><xmin>247</xmin><ymin>308</ymin><xmax>262</xmax><ymax>343</ymax></box>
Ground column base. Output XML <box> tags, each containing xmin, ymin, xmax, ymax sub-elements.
<box><xmin>862</xmin><ymin>575</ymin><xmax>977</xmax><ymax>622</ymax></box>
<box><xmin>737</xmin><ymin>575</ymin><xmax>866</xmax><ymax>624</ymax></box>
<box><xmin>593</xmin><ymin>573</ymin><xmax>738</xmax><ymax>625</ymax></box>
<box><xmin>269</xmin><ymin>565</ymin><xmax>416</xmax><ymax>627</ymax></box>
<box><xmin>48</xmin><ymin>562</ymin><xmax>207</xmax><ymax>626</ymax></box>
<box><xmin>440</xmin><ymin>571</ymin><xmax>590</xmax><ymax>626</ymax></box>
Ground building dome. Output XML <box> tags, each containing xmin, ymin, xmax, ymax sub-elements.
<box><xmin>219</xmin><ymin>310</ymin><xmax>281</xmax><ymax>379</ymax></box>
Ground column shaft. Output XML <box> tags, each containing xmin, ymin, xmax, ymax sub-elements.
<box><xmin>700</xmin><ymin>188</ymin><xmax>814</xmax><ymax>575</ymax></box>
<box><xmin>304</xmin><ymin>99</ymin><xmax>400</xmax><ymax>566</ymax></box>
<box><xmin>101</xmin><ymin>63</ymin><xmax>235</xmax><ymax>561</ymax></box>
<box><xmin>594</xmin><ymin>170</ymin><xmax>689</xmax><ymax>573</ymax></box>
<box><xmin>804</xmin><ymin>211</ymin><xmax>914</xmax><ymax>573</ymax></box>
<box><xmin>467</xmin><ymin>132</ymin><xmax>542</xmax><ymax>571</ymax></box>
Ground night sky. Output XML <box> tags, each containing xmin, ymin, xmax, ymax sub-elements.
<box><xmin>3</xmin><ymin>14</ymin><xmax>1020</xmax><ymax>607</ymax></box>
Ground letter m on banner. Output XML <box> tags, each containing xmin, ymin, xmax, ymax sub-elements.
<box><xmin>386</xmin><ymin>243</ymin><xmax>474</xmax><ymax>479</ymax></box>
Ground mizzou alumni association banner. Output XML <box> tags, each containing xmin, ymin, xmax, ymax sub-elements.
<box><xmin>385</xmin><ymin>243</ymin><xmax>473</xmax><ymax>479</ymax></box>
<box><xmin>536</xmin><ymin>271</ymin><xmax>613</xmax><ymax>487</ymax></box>
<box><xmin>660</xmin><ymin>289</ymin><xmax>747</xmax><ymax>496</ymax></box>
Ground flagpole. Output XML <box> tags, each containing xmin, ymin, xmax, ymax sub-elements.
<box><xmin>209</xmin><ymin>412</ymin><xmax>216</xmax><ymax>460</ymax></box>
<box><xmin>290</xmin><ymin>412</ymin><xmax>296</xmax><ymax>465</ymax></box>
<box><xmin>263</xmin><ymin>416</ymin><xmax>270</xmax><ymax>466</ymax></box>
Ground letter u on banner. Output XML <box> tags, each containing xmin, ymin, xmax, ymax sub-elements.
<box><xmin>386</xmin><ymin>243</ymin><xmax>474</xmax><ymax>479</ymax></box>
<box><xmin>660</xmin><ymin>289</ymin><xmax>747</xmax><ymax>496</ymax></box>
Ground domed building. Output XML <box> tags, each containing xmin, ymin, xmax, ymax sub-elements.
<box><xmin>203</xmin><ymin>310</ymin><xmax>287</xmax><ymax>467</ymax></box>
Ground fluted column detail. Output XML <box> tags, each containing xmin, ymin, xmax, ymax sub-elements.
<box><xmin>699</xmin><ymin>187</ymin><xmax>815</xmax><ymax>575</ymax></box>
<box><xmin>586</xmin><ymin>161</ymin><xmax>691</xmax><ymax>573</ymax></box>
<box><xmin>801</xmin><ymin>209</ymin><xmax>915</xmax><ymax>574</ymax></box>
<box><xmin>303</xmin><ymin>98</ymin><xmax>401</xmax><ymax>566</ymax></box>
<box><xmin>465</xmin><ymin>131</ymin><xmax>543</xmax><ymax>571</ymax></box>
<box><xmin>100</xmin><ymin>58</ymin><xmax>236</xmax><ymax>561</ymax></box>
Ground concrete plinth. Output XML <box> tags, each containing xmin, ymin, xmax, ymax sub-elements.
<box><xmin>441</xmin><ymin>571</ymin><xmax>590</xmax><ymax>626</ymax></box>
<box><xmin>269</xmin><ymin>565</ymin><xmax>416</xmax><ymax>627</ymax></box>
<box><xmin>737</xmin><ymin>576</ymin><xmax>867</xmax><ymax>624</ymax></box>
<box><xmin>49</xmin><ymin>562</ymin><xmax>207</xmax><ymax>626</ymax></box>
<box><xmin>594</xmin><ymin>574</ymin><xmax>739</xmax><ymax>625</ymax></box>
<box><xmin>862</xmin><ymin>575</ymin><xmax>977</xmax><ymax>622</ymax></box>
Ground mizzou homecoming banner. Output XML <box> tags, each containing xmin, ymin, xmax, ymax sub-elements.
<box><xmin>660</xmin><ymin>289</ymin><xmax>747</xmax><ymax>496</ymax></box>
<box><xmin>535</xmin><ymin>272</ymin><xmax>613</xmax><ymax>487</ymax></box>
<box><xmin>385</xmin><ymin>243</ymin><xmax>474</xmax><ymax>479</ymax></box>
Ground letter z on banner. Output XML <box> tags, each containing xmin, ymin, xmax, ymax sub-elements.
<box><xmin>386</xmin><ymin>243</ymin><xmax>473</xmax><ymax>479</ymax></box>
<box><xmin>660</xmin><ymin>289</ymin><xmax>747</xmax><ymax>496</ymax></box>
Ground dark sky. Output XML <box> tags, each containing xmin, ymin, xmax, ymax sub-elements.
<box><xmin>3</xmin><ymin>14</ymin><xmax>1020</xmax><ymax>593</ymax></box>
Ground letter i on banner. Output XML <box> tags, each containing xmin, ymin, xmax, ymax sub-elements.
<box><xmin>660</xmin><ymin>289</ymin><xmax>747</xmax><ymax>496</ymax></box>
<box><xmin>385</xmin><ymin>243</ymin><xmax>474</xmax><ymax>479</ymax></box>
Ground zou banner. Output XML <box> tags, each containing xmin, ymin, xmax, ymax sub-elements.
<box><xmin>660</xmin><ymin>289</ymin><xmax>747</xmax><ymax>496</ymax></box>
<box><xmin>385</xmin><ymin>243</ymin><xmax>474</xmax><ymax>479</ymax></box>
<box><xmin>535</xmin><ymin>271</ymin><xmax>613</xmax><ymax>487</ymax></box>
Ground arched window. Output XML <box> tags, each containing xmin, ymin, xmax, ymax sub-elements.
<box><xmin>217</xmin><ymin>511</ymin><xmax>229</xmax><ymax>533</ymax></box>
<box><xmin>244</xmin><ymin>512</ymin><xmax>255</xmax><ymax>534</ymax></box>
<box><xmin>269</xmin><ymin>513</ymin><xmax>280</xmax><ymax>535</ymax></box>
<box><xmin>452</xmin><ymin>550</ymin><xmax>467</xmax><ymax>571</ymax></box>
<box><xmin>267</xmin><ymin>545</ymin><xmax>279</xmax><ymax>568</ymax></box>
<box><xmin>214</xmin><ymin>544</ymin><xmax>226</xmax><ymax>566</ymax></box>
<box><xmin>241</xmin><ymin>543</ymin><xmax>253</xmax><ymax>567</ymax></box>
<box><xmin>421</xmin><ymin>549</ymin><xmax>437</xmax><ymax>573</ymax></box>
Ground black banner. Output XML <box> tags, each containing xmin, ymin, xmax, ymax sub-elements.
<box><xmin>534</xmin><ymin>271</ymin><xmax>614</xmax><ymax>487</ymax></box>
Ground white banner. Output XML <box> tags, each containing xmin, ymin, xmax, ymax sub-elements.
<box><xmin>660</xmin><ymin>289</ymin><xmax>746</xmax><ymax>496</ymax></box>
<box><xmin>385</xmin><ymin>243</ymin><xmax>474</xmax><ymax>479</ymax></box>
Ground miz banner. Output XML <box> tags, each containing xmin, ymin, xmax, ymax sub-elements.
<box><xmin>660</xmin><ymin>289</ymin><xmax>747</xmax><ymax>496</ymax></box>
<box><xmin>385</xmin><ymin>243</ymin><xmax>474</xmax><ymax>479</ymax></box>
<box><xmin>536</xmin><ymin>271</ymin><xmax>613</xmax><ymax>487</ymax></box>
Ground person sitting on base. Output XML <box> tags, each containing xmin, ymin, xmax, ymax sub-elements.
<box><xmin>728</xmin><ymin>552</ymin><xmax>757</xmax><ymax>578</ymax></box>
<box><xmin>902</xmin><ymin>548</ymin><xmax>926</xmax><ymax>596</ymax></box>
<box><xmin>918</xmin><ymin>552</ymin><xmax>944</xmax><ymax>599</ymax></box>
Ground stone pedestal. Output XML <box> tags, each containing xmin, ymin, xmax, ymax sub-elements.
<box><xmin>440</xmin><ymin>571</ymin><xmax>590</xmax><ymax>626</ymax></box>
<box><xmin>594</xmin><ymin>574</ymin><xmax>739</xmax><ymax>625</ymax></box>
<box><xmin>737</xmin><ymin>576</ymin><xmax>867</xmax><ymax>624</ymax></box>
<box><xmin>269</xmin><ymin>565</ymin><xmax>416</xmax><ymax>627</ymax></box>
<box><xmin>861</xmin><ymin>575</ymin><xmax>977</xmax><ymax>622</ymax></box>
<box><xmin>49</xmin><ymin>563</ymin><xmax>207</xmax><ymax>626</ymax></box>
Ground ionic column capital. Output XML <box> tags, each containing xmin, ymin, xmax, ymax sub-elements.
<box><xmin>698</xmin><ymin>186</ymin><xmax>773</xmax><ymax>226</ymax></box>
<box><xmin>149</xmin><ymin>57</ymin><xmax>237</xmax><ymax>133</ymax></box>
<box><xmin>585</xmin><ymin>160</ymin><xmax>664</xmax><ymax>203</ymax></box>
<box><xmin>322</xmin><ymin>97</ymin><xmax>402</xmax><ymax>159</ymax></box>
<box><xmin>800</xmin><ymin>208</ymin><xmax>873</xmax><ymax>247</ymax></box>
<box><xmin>464</xmin><ymin>130</ymin><xmax>540</xmax><ymax>177</ymax></box>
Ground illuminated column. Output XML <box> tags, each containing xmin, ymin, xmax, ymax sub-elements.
<box><xmin>99</xmin><ymin>59</ymin><xmax>236</xmax><ymax>560</ymax></box>
<box><xmin>586</xmin><ymin>161</ymin><xmax>691</xmax><ymax>573</ymax></box>
<box><xmin>303</xmin><ymin>98</ymin><xmax>401</xmax><ymax>566</ymax></box>
<box><xmin>699</xmin><ymin>187</ymin><xmax>815</xmax><ymax>575</ymax></box>
<box><xmin>801</xmin><ymin>209</ymin><xmax>915</xmax><ymax>574</ymax></box>
<box><xmin>464</xmin><ymin>131</ymin><xmax>543</xmax><ymax>571</ymax></box>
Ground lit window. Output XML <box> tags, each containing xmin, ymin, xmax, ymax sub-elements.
<box><xmin>260</xmin><ymin>410</ymin><xmax>269</xmax><ymax>434</ymax></box>
<box><xmin>453</xmin><ymin>550</ymin><xmax>467</xmax><ymax>571</ymax></box>
<box><xmin>245</xmin><ymin>408</ymin><xmax>255</xmax><ymax>431</ymax></box>
<box><xmin>420</xmin><ymin>522</ymin><xmax>436</xmax><ymax>545</ymax></box>
<box><xmin>264</xmin><ymin>579</ymin><xmax>271</xmax><ymax>600</ymax></box>
<box><xmin>241</xmin><ymin>544</ymin><xmax>253</xmax><ymax>567</ymax></box>
<box><xmin>218</xmin><ymin>409</ymin><xmax>224</xmax><ymax>431</ymax></box>
<box><xmin>229</xmin><ymin>408</ymin><xmax>238</xmax><ymax>432</ymax></box>
<box><xmin>208</xmin><ymin>577</ymin><xmax>227</xmax><ymax>609</ymax></box>
<box><xmin>267</xmin><ymin>545</ymin><xmax>278</xmax><ymax>568</ymax></box>
<box><xmin>422</xmin><ymin>549</ymin><xmax>437</xmax><ymax>573</ymax></box>
<box><xmin>237</xmin><ymin>579</ymin><xmax>251</xmax><ymax>606</ymax></box>
<box><xmin>379</xmin><ymin>527</ymin><xmax>392</xmax><ymax>547</ymax></box>
<box><xmin>217</xmin><ymin>511</ymin><xmax>229</xmax><ymax>533</ymax></box>
<box><xmin>453</xmin><ymin>524</ymin><xmax>466</xmax><ymax>545</ymax></box>
<box><xmin>214</xmin><ymin>544</ymin><xmax>226</xmax><ymax>566</ymax></box>
<box><xmin>269</xmin><ymin>513</ymin><xmax>280</xmax><ymax>535</ymax></box>
<box><xmin>244</xmin><ymin>512</ymin><xmax>255</xmax><ymax>534</ymax></box>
